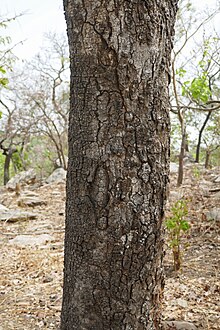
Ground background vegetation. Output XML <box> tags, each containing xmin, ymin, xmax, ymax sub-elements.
<box><xmin>0</xmin><ymin>0</ymin><xmax>219</xmax><ymax>186</ymax></box>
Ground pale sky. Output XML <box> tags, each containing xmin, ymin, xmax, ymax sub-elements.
<box><xmin>1</xmin><ymin>0</ymin><xmax>66</xmax><ymax>59</ymax></box>
<box><xmin>1</xmin><ymin>0</ymin><xmax>219</xmax><ymax>60</ymax></box>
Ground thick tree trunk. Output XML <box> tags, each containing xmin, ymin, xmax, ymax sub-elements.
<box><xmin>61</xmin><ymin>1</ymin><xmax>178</xmax><ymax>329</ymax></box>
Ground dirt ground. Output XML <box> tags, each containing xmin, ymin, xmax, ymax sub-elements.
<box><xmin>0</xmin><ymin>166</ymin><xmax>219</xmax><ymax>330</ymax></box>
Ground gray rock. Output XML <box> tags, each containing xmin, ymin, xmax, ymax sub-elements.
<box><xmin>17</xmin><ymin>196</ymin><xmax>47</xmax><ymax>207</ymax></box>
<box><xmin>206</xmin><ymin>208</ymin><xmax>220</xmax><ymax>221</ymax></box>
<box><xmin>213</xmin><ymin>191</ymin><xmax>220</xmax><ymax>200</ymax></box>
<box><xmin>0</xmin><ymin>204</ymin><xmax>8</xmax><ymax>211</ymax></box>
<box><xmin>55</xmin><ymin>156</ymin><xmax>68</xmax><ymax>168</ymax></box>
<box><xmin>46</xmin><ymin>168</ymin><xmax>66</xmax><ymax>184</ymax></box>
<box><xmin>169</xmin><ymin>191</ymin><xmax>184</xmax><ymax>202</ymax></box>
<box><xmin>213</xmin><ymin>175</ymin><xmax>220</xmax><ymax>183</ymax></box>
<box><xmin>171</xmin><ymin>298</ymin><xmax>188</xmax><ymax>308</ymax></box>
<box><xmin>183</xmin><ymin>152</ymin><xmax>195</xmax><ymax>165</ymax></box>
<box><xmin>0</xmin><ymin>210</ymin><xmax>37</xmax><ymax>222</ymax></box>
<box><xmin>162</xmin><ymin>321</ymin><xmax>197</xmax><ymax>330</ymax></box>
<box><xmin>6</xmin><ymin>169</ymin><xmax>36</xmax><ymax>191</ymax></box>
<box><xmin>9</xmin><ymin>234</ymin><xmax>54</xmax><ymax>246</ymax></box>
<box><xmin>170</xmin><ymin>162</ymin><xmax>179</xmax><ymax>174</ymax></box>
<box><xmin>22</xmin><ymin>191</ymin><xmax>39</xmax><ymax>197</ymax></box>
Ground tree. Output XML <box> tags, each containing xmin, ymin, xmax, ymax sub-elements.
<box><xmin>20</xmin><ymin>33</ymin><xmax>69</xmax><ymax>170</ymax></box>
<box><xmin>0</xmin><ymin>33</ymin><xmax>70</xmax><ymax>184</ymax></box>
<box><xmin>0</xmin><ymin>95</ymin><xmax>33</xmax><ymax>184</ymax></box>
<box><xmin>61</xmin><ymin>1</ymin><xmax>178</xmax><ymax>329</ymax></box>
<box><xmin>170</xmin><ymin>0</ymin><xmax>220</xmax><ymax>185</ymax></box>
<box><xmin>0</xmin><ymin>15</ymin><xmax>18</xmax><ymax>119</ymax></box>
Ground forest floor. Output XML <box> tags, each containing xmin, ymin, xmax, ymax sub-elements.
<box><xmin>0</xmin><ymin>164</ymin><xmax>219</xmax><ymax>330</ymax></box>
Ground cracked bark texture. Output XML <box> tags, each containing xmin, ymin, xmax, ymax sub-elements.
<box><xmin>61</xmin><ymin>1</ymin><xmax>178</xmax><ymax>329</ymax></box>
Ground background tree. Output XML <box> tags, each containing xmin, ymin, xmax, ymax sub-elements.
<box><xmin>0</xmin><ymin>33</ymin><xmax>69</xmax><ymax>183</ymax></box>
<box><xmin>20</xmin><ymin>33</ymin><xmax>69</xmax><ymax>170</ymax></box>
<box><xmin>0</xmin><ymin>16</ymin><xmax>27</xmax><ymax>184</ymax></box>
<box><xmin>170</xmin><ymin>0</ymin><xmax>220</xmax><ymax>185</ymax></box>
<box><xmin>0</xmin><ymin>15</ymin><xmax>19</xmax><ymax>119</ymax></box>
<box><xmin>0</xmin><ymin>96</ymin><xmax>31</xmax><ymax>184</ymax></box>
<box><xmin>61</xmin><ymin>1</ymin><xmax>178</xmax><ymax>329</ymax></box>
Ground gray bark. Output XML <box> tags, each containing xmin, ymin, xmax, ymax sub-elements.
<box><xmin>61</xmin><ymin>1</ymin><xmax>178</xmax><ymax>329</ymax></box>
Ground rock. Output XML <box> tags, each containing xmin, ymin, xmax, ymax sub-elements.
<box><xmin>9</xmin><ymin>234</ymin><xmax>54</xmax><ymax>246</ymax></box>
<box><xmin>17</xmin><ymin>196</ymin><xmax>47</xmax><ymax>207</ymax></box>
<box><xmin>206</xmin><ymin>208</ymin><xmax>220</xmax><ymax>221</ymax></box>
<box><xmin>171</xmin><ymin>298</ymin><xmax>188</xmax><ymax>308</ymax></box>
<box><xmin>46</xmin><ymin>168</ymin><xmax>66</xmax><ymax>184</ymax></box>
<box><xmin>199</xmin><ymin>186</ymin><xmax>210</xmax><ymax>197</ymax></box>
<box><xmin>22</xmin><ymin>191</ymin><xmax>39</xmax><ymax>197</ymax></box>
<box><xmin>199</xmin><ymin>179</ymin><xmax>212</xmax><ymax>188</ymax></box>
<box><xmin>183</xmin><ymin>152</ymin><xmax>195</xmax><ymax>165</ymax></box>
<box><xmin>213</xmin><ymin>175</ymin><xmax>220</xmax><ymax>183</ymax></box>
<box><xmin>0</xmin><ymin>210</ymin><xmax>37</xmax><ymax>222</ymax></box>
<box><xmin>168</xmin><ymin>191</ymin><xmax>184</xmax><ymax>202</ymax></box>
<box><xmin>0</xmin><ymin>204</ymin><xmax>8</xmax><ymax>211</ymax></box>
<box><xmin>170</xmin><ymin>162</ymin><xmax>179</xmax><ymax>174</ymax></box>
<box><xmin>51</xmin><ymin>190</ymin><xmax>62</xmax><ymax>196</ymax></box>
<box><xmin>6</xmin><ymin>169</ymin><xmax>36</xmax><ymax>191</ymax></box>
<box><xmin>55</xmin><ymin>156</ymin><xmax>68</xmax><ymax>168</ymax></box>
<box><xmin>212</xmin><ymin>191</ymin><xmax>220</xmax><ymax>200</ymax></box>
<box><xmin>162</xmin><ymin>321</ymin><xmax>197</xmax><ymax>330</ymax></box>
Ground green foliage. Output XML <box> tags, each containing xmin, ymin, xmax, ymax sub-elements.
<box><xmin>182</xmin><ymin>74</ymin><xmax>212</xmax><ymax>103</ymax></box>
<box><xmin>165</xmin><ymin>199</ymin><xmax>190</xmax><ymax>271</ymax></box>
<box><xmin>176</xmin><ymin>67</ymin><xmax>186</xmax><ymax>78</ymax></box>
<box><xmin>192</xmin><ymin>165</ymin><xmax>201</xmax><ymax>180</ymax></box>
<box><xmin>180</xmin><ymin>38</ymin><xmax>215</xmax><ymax>104</ymax></box>
<box><xmin>0</xmin><ymin>151</ymin><xmax>16</xmax><ymax>185</ymax></box>
<box><xmin>11</xmin><ymin>147</ymin><xmax>30</xmax><ymax>172</ymax></box>
<box><xmin>0</xmin><ymin>64</ymin><xmax>9</xmax><ymax>88</ymax></box>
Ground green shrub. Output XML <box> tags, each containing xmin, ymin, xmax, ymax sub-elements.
<box><xmin>165</xmin><ymin>199</ymin><xmax>190</xmax><ymax>271</ymax></box>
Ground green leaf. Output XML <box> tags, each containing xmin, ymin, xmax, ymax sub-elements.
<box><xmin>0</xmin><ymin>77</ymin><xmax>9</xmax><ymax>86</ymax></box>
<box><xmin>0</xmin><ymin>66</ymin><xmax>6</xmax><ymax>74</ymax></box>
<box><xmin>180</xmin><ymin>220</ymin><xmax>190</xmax><ymax>231</ymax></box>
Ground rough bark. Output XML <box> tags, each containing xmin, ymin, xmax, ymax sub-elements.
<box><xmin>61</xmin><ymin>1</ymin><xmax>178</xmax><ymax>329</ymax></box>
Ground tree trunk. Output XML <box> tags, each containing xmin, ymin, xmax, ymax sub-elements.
<box><xmin>205</xmin><ymin>150</ymin><xmax>211</xmax><ymax>169</ymax></box>
<box><xmin>61</xmin><ymin>1</ymin><xmax>178</xmax><ymax>329</ymax></box>
<box><xmin>177</xmin><ymin>124</ymin><xmax>186</xmax><ymax>187</ymax></box>
<box><xmin>195</xmin><ymin>112</ymin><xmax>211</xmax><ymax>163</ymax></box>
<box><xmin>3</xmin><ymin>151</ymin><xmax>13</xmax><ymax>185</ymax></box>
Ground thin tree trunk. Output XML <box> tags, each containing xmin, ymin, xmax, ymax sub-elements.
<box><xmin>61</xmin><ymin>1</ymin><xmax>178</xmax><ymax>329</ymax></box>
<box><xmin>177</xmin><ymin>125</ymin><xmax>186</xmax><ymax>187</ymax></box>
<box><xmin>195</xmin><ymin>112</ymin><xmax>211</xmax><ymax>163</ymax></box>
<box><xmin>205</xmin><ymin>150</ymin><xmax>211</xmax><ymax>169</ymax></box>
<box><xmin>4</xmin><ymin>152</ymin><xmax>12</xmax><ymax>185</ymax></box>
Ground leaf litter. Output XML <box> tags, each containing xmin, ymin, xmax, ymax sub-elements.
<box><xmin>0</xmin><ymin>166</ymin><xmax>219</xmax><ymax>329</ymax></box>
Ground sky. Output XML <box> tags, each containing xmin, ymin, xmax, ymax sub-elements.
<box><xmin>1</xmin><ymin>0</ymin><xmax>66</xmax><ymax>59</ymax></box>
<box><xmin>1</xmin><ymin>0</ymin><xmax>219</xmax><ymax>60</ymax></box>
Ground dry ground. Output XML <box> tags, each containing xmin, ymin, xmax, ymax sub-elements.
<box><xmin>0</xmin><ymin>167</ymin><xmax>219</xmax><ymax>329</ymax></box>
